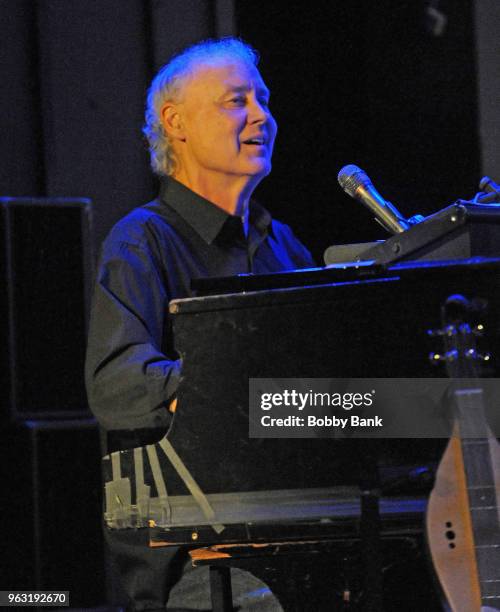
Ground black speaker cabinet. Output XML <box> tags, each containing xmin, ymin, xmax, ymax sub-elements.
<box><xmin>1</xmin><ymin>420</ymin><xmax>105</xmax><ymax>606</ymax></box>
<box><xmin>0</xmin><ymin>197</ymin><xmax>94</xmax><ymax>420</ymax></box>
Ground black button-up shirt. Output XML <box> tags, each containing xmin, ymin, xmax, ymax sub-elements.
<box><xmin>85</xmin><ymin>178</ymin><xmax>315</xmax><ymax>433</ymax></box>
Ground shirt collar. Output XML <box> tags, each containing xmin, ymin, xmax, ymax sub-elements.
<box><xmin>159</xmin><ymin>177</ymin><xmax>272</xmax><ymax>244</ymax></box>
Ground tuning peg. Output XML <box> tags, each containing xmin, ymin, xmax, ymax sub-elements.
<box><xmin>429</xmin><ymin>352</ymin><xmax>445</xmax><ymax>363</ymax></box>
<box><xmin>429</xmin><ymin>349</ymin><xmax>459</xmax><ymax>365</ymax></box>
<box><xmin>427</xmin><ymin>329</ymin><xmax>442</xmax><ymax>337</ymax></box>
<box><xmin>428</xmin><ymin>325</ymin><xmax>457</xmax><ymax>337</ymax></box>
<box><xmin>472</xmin><ymin>323</ymin><xmax>485</xmax><ymax>336</ymax></box>
<box><xmin>463</xmin><ymin>348</ymin><xmax>491</xmax><ymax>362</ymax></box>
<box><xmin>427</xmin><ymin>328</ymin><xmax>447</xmax><ymax>337</ymax></box>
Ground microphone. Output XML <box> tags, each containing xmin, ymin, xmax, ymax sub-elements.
<box><xmin>338</xmin><ymin>164</ymin><xmax>410</xmax><ymax>234</ymax></box>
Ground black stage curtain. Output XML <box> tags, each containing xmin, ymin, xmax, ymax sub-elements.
<box><xmin>0</xmin><ymin>0</ymin><xmax>219</xmax><ymax>252</ymax></box>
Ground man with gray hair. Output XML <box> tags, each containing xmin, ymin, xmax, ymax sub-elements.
<box><xmin>86</xmin><ymin>37</ymin><xmax>315</xmax><ymax>611</ymax></box>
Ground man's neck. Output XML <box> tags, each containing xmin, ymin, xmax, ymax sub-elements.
<box><xmin>172</xmin><ymin>170</ymin><xmax>258</xmax><ymax>217</ymax></box>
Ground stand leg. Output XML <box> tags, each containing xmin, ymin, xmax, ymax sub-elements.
<box><xmin>361</xmin><ymin>489</ymin><xmax>382</xmax><ymax>612</ymax></box>
<box><xmin>209</xmin><ymin>565</ymin><xmax>233</xmax><ymax>612</ymax></box>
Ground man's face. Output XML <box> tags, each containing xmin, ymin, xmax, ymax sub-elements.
<box><xmin>171</xmin><ymin>59</ymin><xmax>277</xmax><ymax>186</ymax></box>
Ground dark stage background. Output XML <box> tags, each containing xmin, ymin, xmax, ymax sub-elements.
<box><xmin>238</xmin><ymin>0</ymin><xmax>481</xmax><ymax>260</ymax></box>
<box><xmin>1</xmin><ymin>0</ymin><xmax>499</xmax><ymax>608</ymax></box>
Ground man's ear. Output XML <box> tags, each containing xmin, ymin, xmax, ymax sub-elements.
<box><xmin>161</xmin><ymin>103</ymin><xmax>186</xmax><ymax>142</ymax></box>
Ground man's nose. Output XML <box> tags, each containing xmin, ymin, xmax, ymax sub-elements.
<box><xmin>248</xmin><ymin>97</ymin><xmax>271</xmax><ymax>124</ymax></box>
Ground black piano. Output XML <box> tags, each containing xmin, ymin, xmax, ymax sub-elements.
<box><xmin>100</xmin><ymin>255</ymin><xmax>500</xmax><ymax>609</ymax></box>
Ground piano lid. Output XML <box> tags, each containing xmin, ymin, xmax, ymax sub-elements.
<box><xmin>188</xmin><ymin>256</ymin><xmax>500</xmax><ymax>299</ymax></box>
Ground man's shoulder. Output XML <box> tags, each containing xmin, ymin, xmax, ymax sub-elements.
<box><xmin>269</xmin><ymin>216</ymin><xmax>291</xmax><ymax>234</ymax></box>
<box><xmin>104</xmin><ymin>199</ymin><xmax>175</xmax><ymax>249</ymax></box>
<box><xmin>268</xmin><ymin>216</ymin><xmax>301</xmax><ymax>244</ymax></box>
<box><xmin>267</xmin><ymin>216</ymin><xmax>316</xmax><ymax>268</ymax></box>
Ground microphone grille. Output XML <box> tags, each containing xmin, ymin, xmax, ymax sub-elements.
<box><xmin>338</xmin><ymin>164</ymin><xmax>371</xmax><ymax>197</ymax></box>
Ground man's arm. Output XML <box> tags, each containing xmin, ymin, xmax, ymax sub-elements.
<box><xmin>85</xmin><ymin>239</ymin><xmax>180</xmax><ymax>432</ymax></box>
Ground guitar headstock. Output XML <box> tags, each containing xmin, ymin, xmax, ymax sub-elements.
<box><xmin>428</xmin><ymin>294</ymin><xmax>490</xmax><ymax>380</ymax></box>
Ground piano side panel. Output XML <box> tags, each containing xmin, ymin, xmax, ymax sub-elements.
<box><xmin>164</xmin><ymin>269</ymin><xmax>500</xmax><ymax>495</ymax></box>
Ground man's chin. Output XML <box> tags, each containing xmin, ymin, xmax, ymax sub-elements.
<box><xmin>246</xmin><ymin>159</ymin><xmax>272</xmax><ymax>178</ymax></box>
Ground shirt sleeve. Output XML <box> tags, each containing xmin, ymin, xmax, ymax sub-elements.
<box><xmin>85</xmin><ymin>238</ymin><xmax>181</xmax><ymax>431</ymax></box>
<box><xmin>270</xmin><ymin>219</ymin><xmax>318</xmax><ymax>269</ymax></box>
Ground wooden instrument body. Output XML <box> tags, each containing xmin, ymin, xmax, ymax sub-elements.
<box><xmin>426</xmin><ymin>298</ymin><xmax>500</xmax><ymax>611</ymax></box>
<box><xmin>427</xmin><ymin>429</ymin><xmax>500</xmax><ymax>611</ymax></box>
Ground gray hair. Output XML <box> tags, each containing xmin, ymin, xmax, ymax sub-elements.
<box><xmin>143</xmin><ymin>37</ymin><xmax>260</xmax><ymax>177</ymax></box>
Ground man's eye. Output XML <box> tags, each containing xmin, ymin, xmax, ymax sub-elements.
<box><xmin>229</xmin><ymin>97</ymin><xmax>246</xmax><ymax>105</ymax></box>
